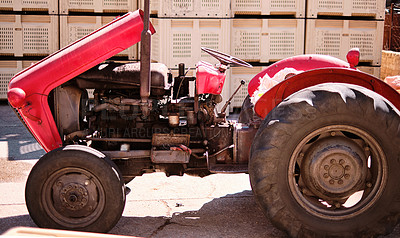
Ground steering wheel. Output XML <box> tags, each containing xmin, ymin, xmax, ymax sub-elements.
<box><xmin>201</xmin><ymin>47</ymin><xmax>253</xmax><ymax>68</ymax></box>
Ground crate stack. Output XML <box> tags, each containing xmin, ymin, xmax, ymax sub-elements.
<box><xmin>59</xmin><ymin>0</ymin><xmax>138</xmax><ymax>60</ymax></box>
<box><xmin>228</xmin><ymin>0</ymin><xmax>306</xmax><ymax>108</ymax></box>
<box><xmin>305</xmin><ymin>0</ymin><xmax>385</xmax><ymax>79</ymax></box>
<box><xmin>0</xmin><ymin>2</ymin><xmax>58</xmax><ymax>99</ymax></box>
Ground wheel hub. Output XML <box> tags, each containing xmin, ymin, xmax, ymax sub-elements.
<box><xmin>60</xmin><ymin>183</ymin><xmax>89</xmax><ymax>211</ymax></box>
<box><xmin>302</xmin><ymin>136</ymin><xmax>367</xmax><ymax>200</ymax></box>
<box><xmin>51</xmin><ymin>172</ymin><xmax>100</xmax><ymax>218</ymax></box>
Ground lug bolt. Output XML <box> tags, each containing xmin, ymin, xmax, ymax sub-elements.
<box><xmin>323</xmin><ymin>173</ymin><xmax>329</xmax><ymax>178</ymax></box>
<box><xmin>334</xmin><ymin>202</ymin><xmax>341</xmax><ymax>208</ymax></box>
<box><xmin>56</xmin><ymin>181</ymin><xmax>63</xmax><ymax>187</ymax></box>
<box><xmin>338</xmin><ymin>179</ymin><xmax>344</xmax><ymax>185</ymax></box>
<box><xmin>330</xmin><ymin>159</ymin><xmax>336</xmax><ymax>164</ymax></box>
<box><xmin>324</xmin><ymin>165</ymin><xmax>329</xmax><ymax>170</ymax></box>
<box><xmin>331</xmin><ymin>132</ymin><xmax>336</xmax><ymax>136</ymax></box>
<box><xmin>366</xmin><ymin>182</ymin><xmax>372</xmax><ymax>188</ymax></box>
<box><xmin>344</xmin><ymin>174</ymin><xmax>350</xmax><ymax>179</ymax></box>
<box><xmin>339</xmin><ymin>159</ymin><xmax>345</xmax><ymax>165</ymax></box>
<box><xmin>329</xmin><ymin>179</ymin><xmax>335</xmax><ymax>184</ymax></box>
<box><xmin>345</xmin><ymin>165</ymin><xmax>351</xmax><ymax>171</ymax></box>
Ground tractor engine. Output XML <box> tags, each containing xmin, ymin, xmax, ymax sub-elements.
<box><xmin>50</xmin><ymin>61</ymin><xmax>243</xmax><ymax>178</ymax></box>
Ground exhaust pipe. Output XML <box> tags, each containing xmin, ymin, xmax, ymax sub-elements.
<box><xmin>139</xmin><ymin>0</ymin><xmax>152</xmax><ymax>118</ymax></box>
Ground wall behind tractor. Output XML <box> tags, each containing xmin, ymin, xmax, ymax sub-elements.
<box><xmin>0</xmin><ymin>0</ymin><xmax>386</xmax><ymax>104</ymax></box>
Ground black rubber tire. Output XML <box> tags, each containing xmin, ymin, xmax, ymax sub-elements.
<box><xmin>26</xmin><ymin>145</ymin><xmax>125</xmax><ymax>233</ymax></box>
<box><xmin>249</xmin><ymin>83</ymin><xmax>400</xmax><ymax>237</ymax></box>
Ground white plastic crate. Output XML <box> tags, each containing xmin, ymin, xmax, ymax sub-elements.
<box><xmin>357</xmin><ymin>66</ymin><xmax>380</xmax><ymax>79</ymax></box>
<box><xmin>306</xmin><ymin>19</ymin><xmax>384</xmax><ymax>66</ymax></box>
<box><xmin>60</xmin><ymin>0</ymin><xmax>137</xmax><ymax>14</ymax></box>
<box><xmin>0</xmin><ymin>0</ymin><xmax>58</xmax><ymax>13</ymax></box>
<box><xmin>139</xmin><ymin>0</ymin><xmax>231</xmax><ymax>18</ymax></box>
<box><xmin>231</xmin><ymin>18</ymin><xmax>305</xmax><ymax>63</ymax></box>
<box><xmin>228</xmin><ymin>66</ymin><xmax>265</xmax><ymax>108</ymax></box>
<box><xmin>60</xmin><ymin>15</ymin><xmax>137</xmax><ymax>59</ymax></box>
<box><xmin>0</xmin><ymin>15</ymin><xmax>58</xmax><ymax>57</ymax></box>
<box><xmin>232</xmin><ymin>0</ymin><xmax>306</xmax><ymax>17</ymax></box>
<box><xmin>150</xmin><ymin>18</ymin><xmax>231</xmax><ymax>68</ymax></box>
<box><xmin>307</xmin><ymin>0</ymin><xmax>385</xmax><ymax>20</ymax></box>
<box><xmin>0</xmin><ymin>61</ymin><xmax>36</xmax><ymax>99</ymax></box>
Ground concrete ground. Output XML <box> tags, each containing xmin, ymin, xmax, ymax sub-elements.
<box><xmin>0</xmin><ymin>102</ymin><xmax>399</xmax><ymax>237</ymax></box>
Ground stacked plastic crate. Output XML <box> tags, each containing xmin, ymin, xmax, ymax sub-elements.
<box><xmin>0</xmin><ymin>1</ymin><xmax>58</xmax><ymax>99</ymax></box>
<box><xmin>229</xmin><ymin>0</ymin><xmax>306</xmax><ymax>109</ymax></box>
<box><xmin>305</xmin><ymin>0</ymin><xmax>385</xmax><ymax>78</ymax></box>
<box><xmin>59</xmin><ymin>0</ymin><xmax>138</xmax><ymax>59</ymax></box>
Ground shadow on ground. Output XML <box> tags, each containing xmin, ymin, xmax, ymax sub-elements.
<box><xmin>110</xmin><ymin>190</ymin><xmax>287</xmax><ymax>238</ymax></box>
<box><xmin>0</xmin><ymin>103</ymin><xmax>44</xmax><ymax>162</ymax></box>
<box><xmin>0</xmin><ymin>191</ymin><xmax>287</xmax><ymax>237</ymax></box>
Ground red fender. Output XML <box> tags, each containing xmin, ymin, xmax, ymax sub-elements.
<box><xmin>248</xmin><ymin>54</ymin><xmax>351</xmax><ymax>97</ymax></box>
<box><xmin>8</xmin><ymin>10</ymin><xmax>155</xmax><ymax>152</ymax></box>
<box><xmin>254</xmin><ymin>68</ymin><xmax>400</xmax><ymax>119</ymax></box>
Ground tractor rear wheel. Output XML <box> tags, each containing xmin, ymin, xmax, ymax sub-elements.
<box><xmin>250</xmin><ymin>83</ymin><xmax>400</xmax><ymax>237</ymax></box>
<box><xmin>26</xmin><ymin>145</ymin><xmax>125</xmax><ymax>233</ymax></box>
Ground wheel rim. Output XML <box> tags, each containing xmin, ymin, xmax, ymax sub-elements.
<box><xmin>288</xmin><ymin>125</ymin><xmax>387</xmax><ymax>220</ymax></box>
<box><xmin>42</xmin><ymin>167</ymin><xmax>105</xmax><ymax>228</ymax></box>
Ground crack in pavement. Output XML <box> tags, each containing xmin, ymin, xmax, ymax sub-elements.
<box><xmin>149</xmin><ymin>218</ymin><xmax>198</xmax><ymax>237</ymax></box>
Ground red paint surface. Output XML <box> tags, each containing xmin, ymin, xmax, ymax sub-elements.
<box><xmin>8</xmin><ymin>10</ymin><xmax>155</xmax><ymax>152</ymax></box>
<box><xmin>254</xmin><ymin>68</ymin><xmax>400</xmax><ymax>119</ymax></box>
<box><xmin>196</xmin><ymin>61</ymin><xmax>227</xmax><ymax>95</ymax></box>
<box><xmin>247</xmin><ymin>54</ymin><xmax>350</xmax><ymax>97</ymax></box>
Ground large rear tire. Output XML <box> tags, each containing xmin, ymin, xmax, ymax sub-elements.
<box><xmin>250</xmin><ymin>83</ymin><xmax>400</xmax><ymax>237</ymax></box>
<box><xmin>26</xmin><ymin>145</ymin><xmax>125</xmax><ymax>233</ymax></box>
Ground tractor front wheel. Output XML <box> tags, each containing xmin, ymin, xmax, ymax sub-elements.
<box><xmin>26</xmin><ymin>145</ymin><xmax>125</xmax><ymax>233</ymax></box>
<box><xmin>250</xmin><ymin>83</ymin><xmax>400</xmax><ymax>237</ymax></box>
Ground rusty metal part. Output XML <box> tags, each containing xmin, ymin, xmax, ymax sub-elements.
<box><xmin>151</xmin><ymin>150</ymin><xmax>190</xmax><ymax>163</ymax></box>
<box><xmin>93</xmin><ymin>103</ymin><xmax>120</xmax><ymax>112</ymax></box>
<box><xmin>221</xmin><ymin>80</ymin><xmax>245</xmax><ymax>114</ymax></box>
<box><xmin>104</xmin><ymin>150</ymin><xmax>151</xmax><ymax>159</ymax></box>
<box><xmin>301</xmin><ymin>136</ymin><xmax>367</xmax><ymax>200</ymax></box>
<box><xmin>139</xmin><ymin>0</ymin><xmax>152</xmax><ymax>119</ymax></box>
<box><xmin>107</xmin><ymin>98</ymin><xmax>142</xmax><ymax>105</ymax></box>
<box><xmin>88</xmin><ymin>137</ymin><xmax>152</xmax><ymax>143</ymax></box>
<box><xmin>289</xmin><ymin>125</ymin><xmax>387</xmax><ymax>220</ymax></box>
<box><xmin>208</xmin><ymin>144</ymin><xmax>234</xmax><ymax>158</ymax></box>
<box><xmin>233</xmin><ymin>123</ymin><xmax>257</xmax><ymax>164</ymax></box>
<box><xmin>104</xmin><ymin>148</ymin><xmax>205</xmax><ymax>160</ymax></box>
<box><xmin>186</xmin><ymin>110</ymin><xmax>197</xmax><ymax>125</ymax></box>
<box><xmin>43</xmin><ymin>167</ymin><xmax>105</xmax><ymax>227</ymax></box>
<box><xmin>205</xmin><ymin>125</ymin><xmax>233</xmax><ymax>164</ymax></box>
<box><xmin>152</xmin><ymin>133</ymin><xmax>190</xmax><ymax>147</ymax></box>
<box><xmin>54</xmin><ymin>86</ymin><xmax>85</xmax><ymax>139</ymax></box>
<box><xmin>65</xmin><ymin>129</ymin><xmax>90</xmax><ymax>141</ymax></box>
<box><xmin>168</xmin><ymin>113</ymin><xmax>179</xmax><ymax>127</ymax></box>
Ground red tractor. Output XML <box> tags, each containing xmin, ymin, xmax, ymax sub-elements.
<box><xmin>7</xmin><ymin>2</ymin><xmax>400</xmax><ymax>237</ymax></box>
